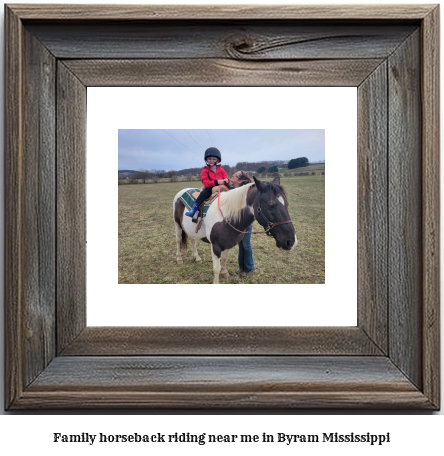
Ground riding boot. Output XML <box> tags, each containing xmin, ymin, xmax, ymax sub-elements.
<box><xmin>185</xmin><ymin>202</ymin><xmax>199</xmax><ymax>217</ymax></box>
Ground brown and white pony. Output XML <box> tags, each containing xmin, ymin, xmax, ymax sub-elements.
<box><xmin>173</xmin><ymin>176</ymin><xmax>297</xmax><ymax>284</ymax></box>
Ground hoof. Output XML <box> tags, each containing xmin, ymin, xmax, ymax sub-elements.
<box><xmin>221</xmin><ymin>272</ymin><xmax>230</xmax><ymax>279</ymax></box>
<box><xmin>195</xmin><ymin>259</ymin><xmax>202</xmax><ymax>264</ymax></box>
<box><xmin>177</xmin><ymin>259</ymin><xmax>183</xmax><ymax>265</ymax></box>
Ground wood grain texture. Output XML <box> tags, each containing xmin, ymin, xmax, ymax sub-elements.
<box><xmin>22</xmin><ymin>28</ymin><xmax>57</xmax><ymax>387</ymax></box>
<box><xmin>357</xmin><ymin>62</ymin><xmax>388</xmax><ymax>354</ymax></box>
<box><xmin>63</xmin><ymin>58</ymin><xmax>384</xmax><ymax>87</ymax></box>
<box><xmin>27</xmin><ymin>22</ymin><xmax>416</xmax><ymax>60</ymax></box>
<box><xmin>421</xmin><ymin>6</ymin><xmax>440</xmax><ymax>409</ymax></box>
<box><xmin>61</xmin><ymin>327</ymin><xmax>382</xmax><ymax>356</ymax></box>
<box><xmin>15</xmin><ymin>390</ymin><xmax>433</xmax><ymax>410</ymax></box>
<box><xmin>28</xmin><ymin>356</ymin><xmax>418</xmax><ymax>391</ymax></box>
<box><xmin>4</xmin><ymin>4</ymin><xmax>24</xmax><ymax>411</ymax></box>
<box><xmin>56</xmin><ymin>62</ymin><xmax>87</xmax><ymax>353</ymax></box>
<box><xmin>14</xmin><ymin>356</ymin><xmax>433</xmax><ymax>409</ymax></box>
<box><xmin>7</xmin><ymin>4</ymin><xmax>435</xmax><ymax>20</ymax></box>
<box><xmin>388</xmin><ymin>31</ymin><xmax>422</xmax><ymax>389</ymax></box>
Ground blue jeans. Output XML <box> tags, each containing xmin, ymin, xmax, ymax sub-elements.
<box><xmin>238</xmin><ymin>225</ymin><xmax>255</xmax><ymax>273</ymax></box>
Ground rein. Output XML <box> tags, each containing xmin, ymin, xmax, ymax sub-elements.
<box><xmin>217</xmin><ymin>184</ymin><xmax>293</xmax><ymax>235</ymax></box>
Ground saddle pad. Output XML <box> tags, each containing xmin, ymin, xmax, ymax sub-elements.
<box><xmin>179</xmin><ymin>189</ymin><xmax>214</xmax><ymax>217</ymax></box>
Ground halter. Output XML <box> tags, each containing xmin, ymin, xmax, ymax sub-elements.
<box><xmin>217</xmin><ymin>185</ymin><xmax>293</xmax><ymax>235</ymax></box>
<box><xmin>256</xmin><ymin>205</ymin><xmax>293</xmax><ymax>236</ymax></box>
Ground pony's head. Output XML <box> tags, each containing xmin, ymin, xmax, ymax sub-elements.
<box><xmin>252</xmin><ymin>175</ymin><xmax>297</xmax><ymax>251</ymax></box>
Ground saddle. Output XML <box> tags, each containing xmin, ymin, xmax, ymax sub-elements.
<box><xmin>192</xmin><ymin>186</ymin><xmax>229</xmax><ymax>231</ymax></box>
<box><xmin>191</xmin><ymin>185</ymin><xmax>229</xmax><ymax>200</ymax></box>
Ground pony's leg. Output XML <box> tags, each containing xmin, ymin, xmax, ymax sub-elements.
<box><xmin>174</xmin><ymin>223</ymin><xmax>183</xmax><ymax>265</ymax></box>
<box><xmin>220</xmin><ymin>249</ymin><xmax>230</xmax><ymax>279</ymax></box>
<box><xmin>191</xmin><ymin>239</ymin><xmax>202</xmax><ymax>264</ymax></box>
<box><xmin>211</xmin><ymin>248</ymin><xmax>221</xmax><ymax>284</ymax></box>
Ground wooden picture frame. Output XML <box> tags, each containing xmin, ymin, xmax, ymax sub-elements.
<box><xmin>5</xmin><ymin>4</ymin><xmax>440</xmax><ymax>410</ymax></box>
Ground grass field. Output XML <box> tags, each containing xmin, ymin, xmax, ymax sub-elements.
<box><xmin>119</xmin><ymin>176</ymin><xmax>325</xmax><ymax>284</ymax></box>
<box><xmin>278</xmin><ymin>164</ymin><xmax>325</xmax><ymax>173</ymax></box>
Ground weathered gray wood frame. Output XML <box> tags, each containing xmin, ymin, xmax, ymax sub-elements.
<box><xmin>5</xmin><ymin>5</ymin><xmax>440</xmax><ymax>409</ymax></box>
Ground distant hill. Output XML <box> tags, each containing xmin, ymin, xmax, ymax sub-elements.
<box><xmin>118</xmin><ymin>170</ymin><xmax>138</xmax><ymax>179</ymax></box>
<box><xmin>118</xmin><ymin>161</ymin><xmax>324</xmax><ymax>177</ymax></box>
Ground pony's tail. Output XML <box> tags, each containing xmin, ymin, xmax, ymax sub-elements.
<box><xmin>181</xmin><ymin>230</ymin><xmax>188</xmax><ymax>250</ymax></box>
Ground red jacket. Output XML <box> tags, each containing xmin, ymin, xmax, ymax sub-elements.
<box><xmin>200</xmin><ymin>164</ymin><xmax>230</xmax><ymax>189</ymax></box>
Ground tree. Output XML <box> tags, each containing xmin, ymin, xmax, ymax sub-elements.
<box><xmin>288</xmin><ymin>157</ymin><xmax>309</xmax><ymax>169</ymax></box>
<box><xmin>257</xmin><ymin>166</ymin><xmax>267</xmax><ymax>174</ymax></box>
<box><xmin>134</xmin><ymin>169</ymin><xmax>150</xmax><ymax>184</ymax></box>
<box><xmin>268</xmin><ymin>165</ymin><xmax>279</xmax><ymax>173</ymax></box>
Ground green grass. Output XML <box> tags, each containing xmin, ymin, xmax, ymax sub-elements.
<box><xmin>119</xmin><ymin>176</ymin><xmax>324</xmax><ymax>284</ymax></box>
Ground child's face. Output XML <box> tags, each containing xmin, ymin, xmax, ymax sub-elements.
<box><xmin>206</xmin><ymin>157</ymin><xmax>218</xmax><ymax>166</ymax></box>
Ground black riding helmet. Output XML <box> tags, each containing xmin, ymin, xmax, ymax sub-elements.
<box><xmin>204</xmin><ymin>147</ymin><xmax>221</xmax><ymax>164</ymax></box>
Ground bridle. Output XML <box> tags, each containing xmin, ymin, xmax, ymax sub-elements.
<box><xmin>256</xmin><ymin>205</ymin><xmax>293</xmax><ymax>236</ymax></box>
<box><xmin>217</xmin><ymin>184</ymin><xmax>293</xmax><ymax>235</ymax></box>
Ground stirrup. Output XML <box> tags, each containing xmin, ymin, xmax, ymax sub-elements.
<box><xmin>192</xmin><ymin>210</ymin><xmax>200</xmax><ymax>223</ymax></box>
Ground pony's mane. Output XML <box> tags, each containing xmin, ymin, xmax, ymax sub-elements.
<box><xmin>209</xmin><ymin>181</ymin><xmax>287</xmax><ymax>223</ymax></box>
<box><xmin>267</xmin><ymin>181</ymin><xmax>288</xmax><ymax>203</ymax></box>
<box><xmin>217</xmin><ymin>183</ymin><xmax>254</xmax><ymax>223</ymax></box>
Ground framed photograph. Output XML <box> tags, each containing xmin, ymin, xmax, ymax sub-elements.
<box><xmin>92</xmin><ymin>90</ymin><xmax>355</xmax><ymax>327</ymax></box>
<box><xmin>5</xmin><ymin>4</ymin><xmax>440</xmax><ymax>409</ymax></box>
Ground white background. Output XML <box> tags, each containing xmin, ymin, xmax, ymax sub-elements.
<box><xmin>0</xmin><ymin>1</ymin><xmax>442</xmax><ymax>453</ymax></box>
<box><xmin>87</xmin><ymin>87</ymin><xmax>357</xmax><ymax>326</ymax></box>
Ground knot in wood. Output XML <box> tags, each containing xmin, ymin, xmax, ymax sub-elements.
<box><xmin>224</xmin><ymin>34</ymin><xmax>255</xmax><ymax>59</ymax></box>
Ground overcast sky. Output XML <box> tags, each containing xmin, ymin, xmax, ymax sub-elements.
<box><xmin>118</xmin><ymin>129</ymin><xmax>325</xmax><ymax>171</ymax></box>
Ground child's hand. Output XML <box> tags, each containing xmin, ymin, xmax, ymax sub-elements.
<box><xmin>224</xmin><ymin>178</ymin><xmax>229</xmax><ymax>184</ymax></box>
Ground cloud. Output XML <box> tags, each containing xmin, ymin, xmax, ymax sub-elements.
<box><xmin>118</xmin><ymin>129</ymin><xmax>325</xmax><ymax>171</ymax></box>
